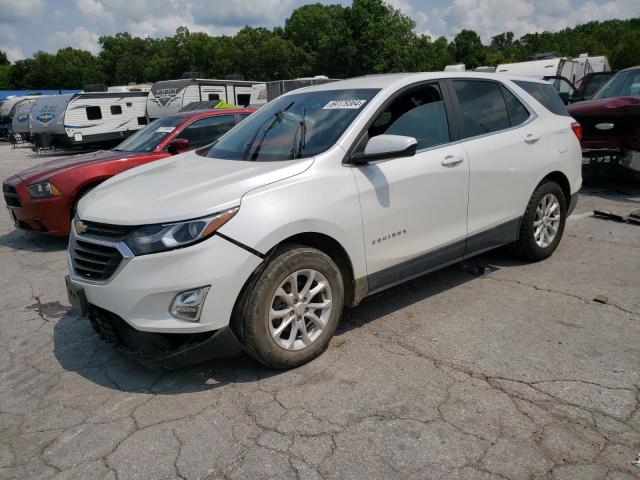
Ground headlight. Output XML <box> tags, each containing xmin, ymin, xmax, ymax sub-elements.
<box><xmin>124</xmin><ymin>207</ymin><xmax>239</xmax><ymax>255</ymax></box>
<box><xmin>27</xmin><ymin>182</ymin><xmax>61</xmax><ymax>198</ymax></box>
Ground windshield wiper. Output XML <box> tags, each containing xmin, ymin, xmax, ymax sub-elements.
<box><xmin>290</xmin><ymin>107</ymin><xmax>307</xmax><ymax>159</ymax></box>
<box><xmin>242</xmin><ymin>102</ymin><xmax>293</xmax><ymax>161</ymax></box>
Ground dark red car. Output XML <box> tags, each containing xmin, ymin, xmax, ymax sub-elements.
<box><xmin>3</xmin><ymin>108</ymin><xmax>254</xmax><ymax>236</ymax></box>
<box><xmin>567</xmin><ymin>66</ymin><xmax>640</xmax><ymax>173</ymax></box>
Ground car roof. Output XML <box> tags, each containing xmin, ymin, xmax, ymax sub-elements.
<box><xmin>167</xmin><ymin>107</ymin><xmax>254</xmax><ymax>120</ymax></box>
<box><xmin>295</xmin><ymin>71</ymin><xmax>550</xmax><ymax>94</ymax></box>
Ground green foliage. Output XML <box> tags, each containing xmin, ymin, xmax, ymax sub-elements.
<box><xmin>3</xmin><ymin>3</ymin><xmax>640</xmax><ymax>89</ymax></box>
<box><xmin>453</xmin><ymin>30</ymin><xmax>486</xmax><ymax>69</ymax></box>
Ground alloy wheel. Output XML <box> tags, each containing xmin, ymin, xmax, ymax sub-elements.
<box><xmin>534</xmin><ymin>193</ymin><xmax>561</xmax><ymax>248</ymax></box>
<box><xmin>268</xmin><ymin>269</ymin><xmax>333</xmax><ymax>351</ymax></box>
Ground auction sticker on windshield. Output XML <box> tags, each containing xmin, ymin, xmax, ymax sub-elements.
<box><xmin>323</xmin><ymin>99</ymin><xmax>367</xmax><ymax>110</ymax></box>
<box><xmin>156</xmin><ymin>126</ymin><xmax>175</xmax><ymax>133</ymax></box>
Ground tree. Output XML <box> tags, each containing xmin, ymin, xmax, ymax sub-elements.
<box><xmin>453</xmin><ymin>29</ymin><xmax>485</xmax><ymax>69</ymax></box>
<box><xmin>347</xmin><ymin>0</ymin><xmax>418</xmax><ymax>75</ymax></box>
<box><xmin>284</xmin><ymin>3</ymin><xmax>355</xmax><ymax>77</ymax></box>
<box><xmin>0</xmin><ymin>50</ymin><xmax>9</xmax><ymax>66</ymax></box>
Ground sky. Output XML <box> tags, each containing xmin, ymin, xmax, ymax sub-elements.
<box><xmin>1</xmin><ymin>0</ymin><xmax>639</xmax><ymax>62</ymax></box>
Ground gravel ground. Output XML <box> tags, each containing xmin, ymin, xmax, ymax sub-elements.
<box><xmin>0</xmin><ymin>143</ymin><xmax>639</xmax><ymax>480</ymax></box>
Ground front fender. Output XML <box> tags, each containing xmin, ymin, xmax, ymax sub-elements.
<box><xmin>218</xmin><ymin>166</ymin><xmax>367</xmax><ymax>280</ymax></box>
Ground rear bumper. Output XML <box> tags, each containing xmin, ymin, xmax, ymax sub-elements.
<box><xmin>582</xmin><ymin>149</ymin><xmax>640</xmax><ymax>173</ymax></box>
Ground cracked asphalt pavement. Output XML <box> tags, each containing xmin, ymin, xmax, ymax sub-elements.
<box><xmin>1</xmin><ymin>144</ymin><xmax>639</xmax><ymax>479</ymax></box>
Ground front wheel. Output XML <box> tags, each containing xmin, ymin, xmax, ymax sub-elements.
<box><xmin>240</xmin><ymin>245</ymin><xmax>344</xmax><ymax>369</ymax></box>
<box><xmin>511</xmin><ymin>181</ymin><xmax>567</xmax><ymax>261</ymax></box>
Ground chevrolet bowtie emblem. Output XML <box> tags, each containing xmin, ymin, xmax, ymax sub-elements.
<box><xmin>75</xmin><ymin>221</ymin><xmax>87</xmax><ymax>235</ymax></box>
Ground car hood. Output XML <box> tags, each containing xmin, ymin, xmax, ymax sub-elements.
<box><xmin>568</xmin><ymin>96</ymin><xmax>640</xmax><ymax>117</ymax></box>
<box><xmin>14</xmin><ymin>150</ymin><xmax>152</xmax><ymax>184</ymax></box>
<box><xmin>78</xmin><ymin>150</ymin><xmax>314</xmax><ymax>225</ymax></box>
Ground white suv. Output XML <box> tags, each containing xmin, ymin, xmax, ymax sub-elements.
<box><xmin>66</xmin><ymin>72</ymin><xmax>582</xmax><ymax>368</ymax></box>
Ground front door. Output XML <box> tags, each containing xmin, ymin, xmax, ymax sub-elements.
<box><xmin>351</xmin><ymin>82</ymin><xmax>470</xmax><ymax>292</ymax></box>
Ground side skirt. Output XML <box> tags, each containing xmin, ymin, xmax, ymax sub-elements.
<box><xmin>362</xmin><ymin>217</ymin><xmax>521</xmax><ymax>297</ymax></box>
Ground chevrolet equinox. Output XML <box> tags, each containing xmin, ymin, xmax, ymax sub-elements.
<box><xmin>66</xmin><ymin>72</ymin><xmax>582</xmax><ymax>368</ymax></box>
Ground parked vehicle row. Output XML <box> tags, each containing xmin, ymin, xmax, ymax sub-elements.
<box><xmin>4</xmin><ymin>108</ymin><xmax>254</xmax><ymax>235</ymax></box>
<box><xmin>6</xmin><ymin>65</ymin><xmax>638</xmax><ymax>369</ymax></box>
<box><xmin>55</xmin><ymin>72</ymin><xmax>582</xmax><ymax>368</ymax></box>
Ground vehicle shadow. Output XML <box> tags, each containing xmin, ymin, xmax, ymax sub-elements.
<box><xmin>52</xmin><ymin>253</ymin><xmax>512</xmax><ymax>395</ymax></box>
<box><xmin>337</xmin><ymin>253</ymin><xmax>510</xmax><ymax>335</ymax></box>
<box><xmin>0</xmin><ymin>230</ymin><xmax>68</xmax><ymax>252</ymax></box>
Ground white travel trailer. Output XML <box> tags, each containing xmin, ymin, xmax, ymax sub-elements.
<box><xmin>265</xmin><ymin>76</ymin><xmax>338</xmax><ymax>102</ymax></box>
<box><xmin>11</xmin><ymin>97</ymin><xmax>39</xmax><ymax>141</ymax></box>
<box><xmin>444</xmin><ymin>64</ymin><xmax>466</xmax><ymax>72</ymax></box>
<box><xmin>496</xmin><ymin>57</ymin><xmax>588</xmax><ymax>84</ymax></box>
<box><xmin>577</xmin><ymin>53</ymin><xmax>611</xmax><ymax>73</ymax></box>
<box><xmin>30</xmin><ymin>91</ymin><xmax>149</xmax><ymax>149</ymax></box>
<box><xmin>146</xmin><ymin>78</ymin><xmax>261</xmax><ymax>119</ymax></box>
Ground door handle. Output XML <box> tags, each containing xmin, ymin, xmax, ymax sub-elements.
<box><xmin>441</xmin><ymin>155</ymin><xmax>464</xmax><ymax>167</ymax></box>
<box><xmin>524</xmin><ymin>133</ymin><xmax>540</xmax><ymax>144</ymax></box>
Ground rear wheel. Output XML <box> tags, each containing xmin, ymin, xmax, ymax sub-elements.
<box><xmin>511</xmin><ymin>180</ymin><xmax>566</xmax><ymax>261</ymax></box>
<box><xmin>240</xmin><ymin>245</ymin><xmax>344</xmax><ymax>369</ymax></box>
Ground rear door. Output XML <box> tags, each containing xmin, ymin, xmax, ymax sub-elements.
<box><xmin>447</xmin><ymin>79</ymin><xmax>549</xmax><ymax>252</ymax></box>
<box><xmin>351</xmin><ymin>81</ymin><xmax>470</xmax><ymax>288</ymax></box>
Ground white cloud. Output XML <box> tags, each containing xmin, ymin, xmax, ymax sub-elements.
<box><xmin>417</xmin><ymin>0</ymin><xmax>640</xmax><ymax>43</ymax></box>
<box><xmin>51</xmin><ymin>27</ymin><xmax>101</xmax><ymax>54</ymax></box>
<box><xmin>0</xmin><ymin>0</ymin><xmax>44</xmax><ymax>22</ymax></box>
<box><xmin>3</xmin><ymin>46</ymin><xmax>25</xmax><ymax>62</ymax></box>
<box><xmin>74</xmin><ymin>0</ymin><xmax>115</xmax><ymax>25</ymax></box>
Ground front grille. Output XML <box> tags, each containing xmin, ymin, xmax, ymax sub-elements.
<box><xmin>3</xmin><ymin>183</ymin><xmax>21</xmax><ymax>208</ymax></box>
<box><xmin>81</xmin><ymin>220</ymin><xmax>134</xmax><ymax>241</ymax></box>
<box><xmin>69</xmin><ymin>236</ymin><xmax>123</xmax><ymax>281</ymax></box>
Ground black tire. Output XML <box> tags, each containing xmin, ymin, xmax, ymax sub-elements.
<box><xmin>239</xmin><ymin>244</ymin><xmax>344</xmax><ymax>369</ymax></box>
<box><xmin>511</xmin><ymin>180</ymin><xmax>566</xmax><ymax>261</ymax></box>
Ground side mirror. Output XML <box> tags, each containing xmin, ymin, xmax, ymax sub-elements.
<box><xmin>167</xmin><ymin>138</ymin><xmax>190</xmax><ymax>155</ymax></box>
<box><xmin>351</xmin><ymin>134</ymin><xmax>417</xmax><ymax>165</ymax></box>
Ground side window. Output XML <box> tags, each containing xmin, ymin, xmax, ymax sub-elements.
<box><xmin>513</xmin><ymin>81</ymin><xmax>570</xmax><ymax>116</ymax></box>
<box><xmin>453</xmin><ymin>80</ymin><xmax>510</xmax><ymax>138</ymax></box>
<box><xmin>368</xmin><ymin>83</ymin><xmax>449</xmax><ymax>151</ymax></box>
<box><xmin>501</xmin><ymin>86</ymin><xmax>530</xmax><ymax>127</ymax></box>
<box><xmin>86</xmin><ymin>106</ymin><xmax>102</xmax><ymax>120</ymax></box>
<box><xmin>174</xmin><ymin>115</ymin><xmax>236</xmax><ymax>149</ymax></box>
<box><xmin>236</xmin><ymin>93</ymin><xmax>251</xmax><ymax>106</ymax></box>
<box><xmin>110</xmin><ymin>105</ymin><xmax>122</xmax><ymax>115</ymax></box>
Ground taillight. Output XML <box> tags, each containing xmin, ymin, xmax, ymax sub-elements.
<box><xmin>571</xmin><ymin>122</ymin><xmax>582</xmax><ymax>142</ymax></box>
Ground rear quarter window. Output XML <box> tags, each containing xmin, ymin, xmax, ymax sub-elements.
<box><xmin>513</xmin><ymin>81</ymin><xmax>570</xmax><ymax>117</ymax></box>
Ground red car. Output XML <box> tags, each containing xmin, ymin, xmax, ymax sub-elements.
<box><xmin>3</xmin><ymin>108</ymin><xmax>254</xmax><ymax>236</ymax></box>
<box><xmin>567</xmin><ymin>66</ymin><xmax>640</xmax><ymax>173</ymax></box>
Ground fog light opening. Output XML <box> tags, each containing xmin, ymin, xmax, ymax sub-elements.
<box><xmin>170</xmin><ymin>286</ymin><xmax>210</xmax><ymax>322</ymax></box>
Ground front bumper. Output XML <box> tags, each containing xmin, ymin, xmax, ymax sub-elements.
<box><xmin>3</xmin><ymin>177</ymin><xmax>72</xmax><ymax>235</ymax></box>
<box><xmin>88</xmin><ymin>305</ymin><xmax>243</xmax><ymax>368</ymax></box>
<box><xmin>68</xmin><ymin>233</ymin><xmax>263</xmax><ymax>334</ymax></box>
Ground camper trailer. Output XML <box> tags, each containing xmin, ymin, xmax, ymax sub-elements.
<box><xmin>29</xmin><ymin>91</ymin><xmax>149</xmax><ymax>149</ymax></box>
<box><xmin>146</xmin><ymin>78</ymin><xmax>260</xmax><ymax>119</ymax></box>
<box><xmin>10</xmin><ymin>97</ymin><xmax>38</xmax><ymax>142</ymax></box>
<box><xmin>577</xmin><ymin>53</ymin><xmax>611</xmax><ymax>73</ymax></box>
<box><xmin>265</xmin><ymin>76</ymin><xmax>338</xmax><ymax>102</ymax></box>
<box><xmin>496</xmin><ymin>57</ymin><xmax>589</xmax><ymax>84</ymax></box>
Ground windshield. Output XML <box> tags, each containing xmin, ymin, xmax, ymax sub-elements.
<box><xmin>114</xmin><ymin>116</ymin><xmax>185</xmax><ymax>152</ymax></box>
<box><xmin>204</xmin><ymin>89</ymin><xmax>379</xmax><ymax>161</ymax></box>
<box><xmin>592</xmin><ymin>70</ymin><xmax>640</xmax><ymax>99</ymax></box>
